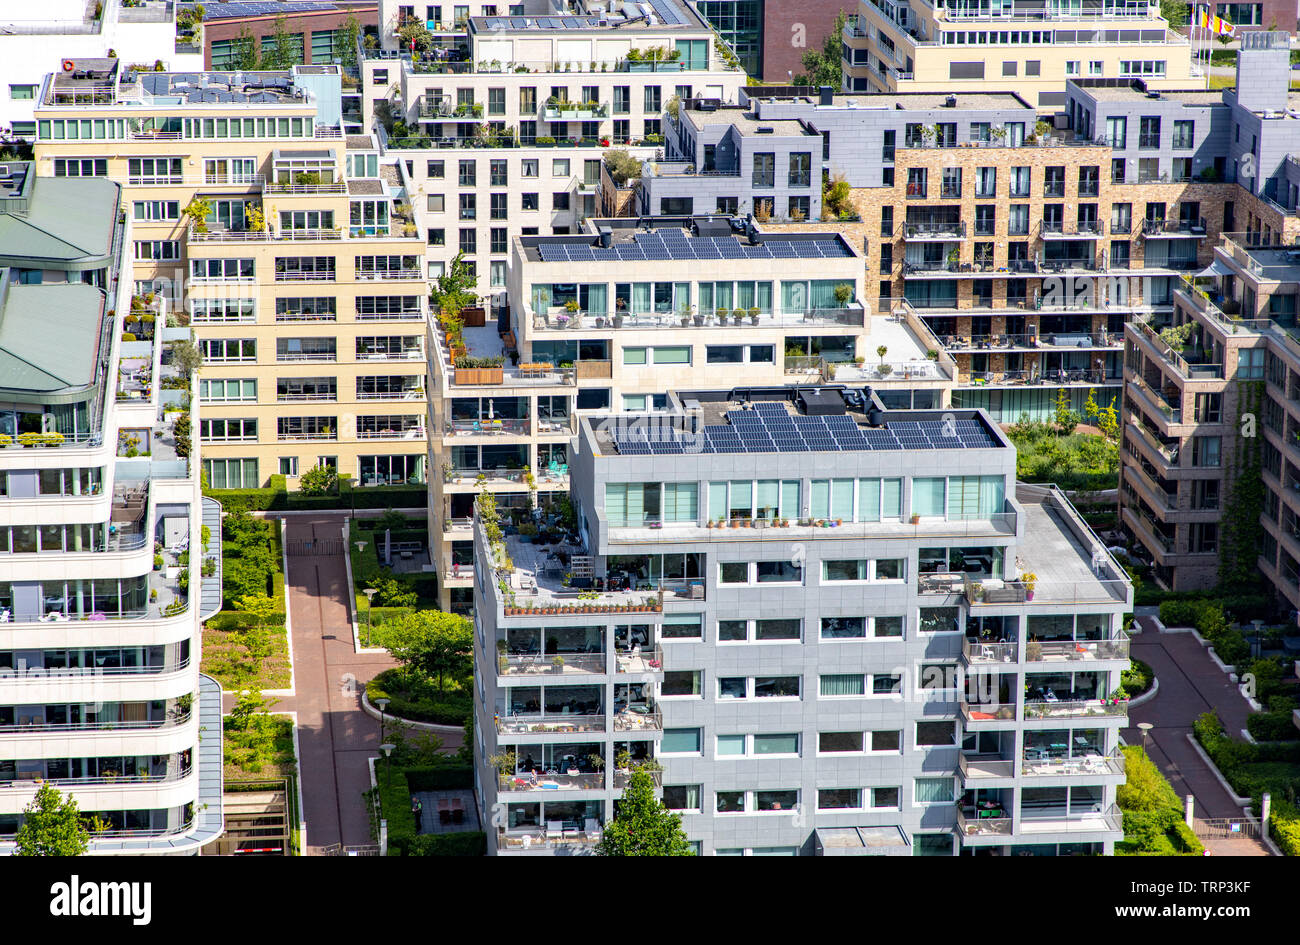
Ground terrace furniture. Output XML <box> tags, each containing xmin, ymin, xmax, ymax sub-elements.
<box><xmin>438</xmin><ymin>799</ymin><xmax>452</xmax><ymax>825</ymax></box>
<box><xmin>451</xmin><ymin>798</ymin><xmax>466</xmax><ymax>823</ymax></box>
<box><xmin>546</xmin><ymin>820</ymin><xmax>563</xmax><ymax>840</ymax></box>
<box><xmin>584</xmin><ymin>818</ymin><xmax>601</xmax><ymax>840</ymax></box>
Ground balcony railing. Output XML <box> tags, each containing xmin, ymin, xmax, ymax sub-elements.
<box><xmin>1023</xmin><ymin>699</ymin><xmax>1129</xmax><ymax>721</ymax></box>
<box><xmin>495</xmin><ymin>714</ymin><xmax>605</xmax><ymax>735</ymax></box>
<box><xmin>961</xmin><ymin>637</ymin><xmax>1019</xmax><ymax>664</ymax></box>
<box><xmin>960</xmin><ymin>700</ymin><xmax>1018</xmax><ymax>722</ymax></box>
<box><xmin>497</xmin><ymin>826</ymin><xmax>600</xmax><ymax>850</ymax></box>
<box><xmin>1026</xmin><ymin>638</ymin><xmax>1130</xmax><ymax>662</ymax></box>
<box><xmin>497</xmin><ymin>653</ymin><xmax>607</xmax><ymax>676</ymax></box>
<box><xmin>500</xmin><ymin>772</ymin><xmax>604</xmax><ymax>792</ymax></box>
<box><xmin>1022</xmin><ymin>748</ymin><xmax>1125</xmax><ymax>777</ymax></box>
<box><xmin>446</xmin><ymin>418</ymin><xmax>529</xmax><ymax>436</ymax></box>
<box><xmin>957</xmin><ymin>755</ymin><xmax>1016</xmax><ymax>780</ymax></box>
<box><xmin>957</xmin><ymin>808</ymin><xmax>1013</xmax><ymax>838</ymax></box>
<box><xmin>905</xmin><ymin>221</ymin><xmax>966</xmax><ymax>239</ymax></box>
<box><xmin>612</xmin><ymin>708</ymin><xmax>662</xmax><ymax>733</ymax></box>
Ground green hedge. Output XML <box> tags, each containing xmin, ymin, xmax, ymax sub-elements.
<box><xmin>405</xmin><ymin>765</ymin><xmax>474</xmax><ymax>792</ymax></box>
<box><xmin>1121</xmin><ymin>658</ymin><xmax>1154</xmax><ymax>698</ymax></box>
<box><xmin>209</xmin><ymin>479</ymin><xmax>427</xmax><ymax>512</ymax></box>
<box><xmin>367</xmin><ymin>672</ymin><xmax>473</xmax><ymax>726</ymax></box>
<box><xmin>1159</xmin><ymin>599</ymin><xmax>1250</xmax><ymax>666</ymax></box>
<box><xmin>1196</xmin><ymin>712</ymin><xmax>1300</xmax><ymax>805</ymax></box>
<box><xmin>1115</xmin><ymin>746</ymin><xmax>1205</xmax><ymax>856</ymax></box>
<box><xmin>205</xmin><ymin>610</ymin><xmax>286</xmax><ymax>631</ymax></box>
<box><xmin>379</xmin><ymin>770</ymin><xmax>417</xmax><ymax>850</ymax></box>
<box><xmin>1247</xmin><ymin>711</ymin><xmax>1300</xmax><ymax>742</ymax></box>
<box><xmin>405</xmin><ymin>832</ymin><xmax>486</xmax><ymax>856</ymax></box>
<box><xmin>1270</xmin><ymin>798</ymin><xmax>1300</xmax><ymax>856</ymax></box>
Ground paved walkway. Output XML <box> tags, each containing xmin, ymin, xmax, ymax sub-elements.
<box><xmin>222</xmin><ymin>513</ymin><xmax>463</xmax><ymax>853</ymax></box>
<box><xmin>1125</xmin><ymin>620</ymin><xmax>1271</xmax><ymax>855</ymax></box>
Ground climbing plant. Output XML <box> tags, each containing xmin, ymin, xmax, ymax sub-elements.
<box><xmin>1218</xmin><ymin>380</ymin><xmax>1264</xmax><ymax>586</ymax></box>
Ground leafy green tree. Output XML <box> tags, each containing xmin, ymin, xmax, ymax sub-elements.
<box><xmin>1054</xmin><ymin>388</ymin><xmax>1080</xmax><ymax>436</ymax></box>
<box><xmin>169</xmin><ymin>338</ymin><xmax>203</xmax><ymax>379</ymax></box>
<box><xmin>596</xmin><ymin>768</ymin><xmax>695</xmax><ymax>856</ymax></box>
<box><xmin>261</xmin><ymin>16</ymin><xmax>301</xmax><ymax>70</ymax></box>
<box><xmin>14</xmin><ymin>784</ymin><xmax>89</xmax><ymax>856</ymax></box>
<box><xmin>432</xmin><ymin>252</ymin><xmax>478</xmax><ymax>317</ymax></box>
<box><xmin>298</xmin><ymin>463</ymin><xmax>338</xmax><ymax>496</ymax></box>
<box><xmin>1160</xmin><ymin>0</ymin><xmax>1188</xmax><ymax>29</ymax></box>
<box><xmin>232</xmin><ymin>27</ymin><xmax>260</xmax><ymax>70</ymax></box>
<box><xmin>603</xmin><ymin>148</ymin><xmax>643</xmax><ymax>186</ymax></box>
<box><xmin>339</xmin><ymin>14</ymin><xmax>361</xmax><ymax>68</ymax></box>
<box><xmin>799</xmin><ymin>10</ymin><xmax>849</xmax><ymax>88</ymax></box>
<box><xmin>379</xmin><ymin>610</ymin><xmax>473</xmax><ymax>693</ymax></box>
<box><xmin>368</xmin><ymin>572</ymin><xmax>419</xmax><ymax>608</ymax></box>
<box><xmin>397</xmin><ymin>16</ymin><xmax>434</xmax><ymax>52</ymax></box>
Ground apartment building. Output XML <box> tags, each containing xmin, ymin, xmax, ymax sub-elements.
<box><xmin>470</xmin><ymin>392</ymin><xmax>1133</xmax><ymax>855</ymax></box>
<box><xmin>200</xmin><ymin>1</ymin><xmax>378</xmax><ymax>69</ymax></box>
<box><xmin>428</xmin><ymin>216</ymin><xmax>951</xmax><ymax>611</ymax></box>
<box><xmin>1</xmin><ymin>0</ymin><xmax>201</xmax><ymax>140</ymax></box>
<box><xmin>31</xmin><ymin>59</ymin><xmax>429</xmax><ymax>491</ymax></box>
<box><xmin>360</xmin><ymin>0</ymin><xmax>748</xmax><ymax>298</ymax></box>
<box><xmin>1116</xmin><ymin>35</ymin><xmax>1300</xmax><ymax>594</ymax></box>
<box><xmin>841</xmin><ymin>0</ymin><xmax>1197</xmax><ymax>108</ymax></box>
<box><xmin>0</xmin><ymin>162</ymin><xmax>222</xmax><ymax>852</ymax></box>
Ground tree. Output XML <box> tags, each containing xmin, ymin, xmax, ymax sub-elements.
<box><xmin>261</xmin><ymin>16</ymin><xmax>301</xmax><ymax>70</ymax></box>
<box><xmin>232</xmin><ymin>27</ymin><xmax>260</xmax><ymax>70</ymax></box>
<box><xmin>1097</xmin><ymin>396</ymin><xmax>1120</xmax><ymax>441</ymax></box>
<box><xmin>14</xmin><ymin>784</ymin><xmax>90</xmax><ymax>856</ymax></box>
<box><xmin>603</xmin><ymin>148</ymin><xmax>643</xmax><ymax>186</ymax></box>
<box><xmin>1160</xmin><ymin>0</ymin><xmax>1188</xmax><ymax>29</ymax></box>
<box><xmin>432</xmin><ymin>252</ymin><xmax>478</xmax><ymax>318</ymax></box>
<box><xmin>169</xmin><ymin>338</ymin><xmax>203</xmax><ymax>378</ymax></box>
<box><xmin>397</xmin><ymin>15</ymin><xmax>434</xmax><ymax>53</ymax></box>
<box><xmin>596</xmin><ymin>768</ymin><xmax>694</xmax><ymax>856</ymax></box>
<box><xmin>298</xmin><ymin>463</ymin><xmax>338</xmax><ymax>496</ymax></box>
<box><xmin>339</xmin><ymin>14</ymin><xmax>361</xmax><ymax>68</ymax></box>
<box><xmin>1054</xmin><ymin>387</ymin><xmax>1079</xmax><ymax>436</ymax></box>
<box><xmin>799</xmin><ymin>10</ymin><xmax>849</xmax><ymax>89</ymax></box>
<box><xmin>378</xmin><ymin>610</ymin><xmax>473</xmax><ymax>694</ymax></box>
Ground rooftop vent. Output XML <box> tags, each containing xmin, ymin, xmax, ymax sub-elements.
<box><xmin>756</xmin><ymin>126</ymin><xmax>774</xmax><ymax>134</ymax></box>
<box><xmin>1146</xmin><ymin>90</ymin><xmax>1160</xmax><ymax>99</ymax></box>
<box><xmin>944</xmin><ymin>94</ymin><xmax>957</xmax><ymax>107</ymax></box>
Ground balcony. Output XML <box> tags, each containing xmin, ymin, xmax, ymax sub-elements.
<box><xmin>957</xmin><ymin>754</ymin><xmax>1016</xmax><ymax>781</ymax></box>
<box><xmin>500</xmin><ymin>772</ymin><xmax>604</xmax><ymax>792</ymax></box>
<box><xmin>497</xmin><ymin>825</ymin><xmax>599</xmax><ymax>851</ymax></box>
<box><xmin>496</xmin><ymin>714</ymin><xmax>605</xmax><ymax>735</ymax></box>
<box><xmin>960</xmin><ymin>700</ymin><xmax>1018</xmax><ymax>724</ymax></box>
<box><xmin>1022</xmin><ymin>748</ymin><xmax>1126</xmax><ymax>778</ymax></box>
<box><xmin>904</xmin><ymin>221</ymin><xmax>966</xmax><ymax>240</ymax></box>
<box><xmin>1026</xmin><ymin>638</ymin><xmax>1130</xmax><ymax>661</ymax></box>
<box><xmin>957</xmin><ymin>808</ymin><xmax>1013</xmax><ymax>841</ymax></box>
<box><xmin>615</xmin><ymin>646</ymin><xmax>662</xmax><ymax>674</ymax></box>
<box><xmin>543</xmin><ymin>102</ymin><xmax>609</xmax><ymax>120</ymax></box>
<box><xmin>612</xmin><ymin>707</ymin><xmax>662</xmax><ymax>734</ymax></box>
<box><xmin>1023</xmin><ymin>699</ymin><xmax>1129</xmax><ymax>722</ymax></box>
<box><xmin>961</xmin><ymin>637</ymin><xmax>1019</xmax><ymax>664</ymax></box>
<box><xmin>1041</xmin><ymin>220</ymin><xmax>1105</xmax><ymax>238</ymax></box>
<box><xmin>497</xmin><ymin>652</ymin><xmax>607</xmax><ymax>676</ymax></box>
<box><xmin>1020</xmin><ymin>804</ymin><xmax>1123</xmax><ymax>837</ymax></box>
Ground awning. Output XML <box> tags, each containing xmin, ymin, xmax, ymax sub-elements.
<box><xmin>1197</xmin><ymin>260</ymin><xmax>1231</xmax><ymax>278</ymax></box>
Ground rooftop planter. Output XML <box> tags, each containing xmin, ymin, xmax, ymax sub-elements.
<box><xmin>504</xmin><ymin>597</ymin><xmax>662</xmax><ymax>616</ymax></box>
<box><xmin>453</xmin><ymin>356</ymin><xmax>504</xmax><ymax>385</ymax></box>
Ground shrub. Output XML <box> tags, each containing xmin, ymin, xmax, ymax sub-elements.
<box><xmin>1121</xmin><ymin>658</ymin><xmax>1154</xmax><ymax>697</ymax></box>
<box><xmin>1270</xmin><ymin>798</ymin><xmax>1300</xmax><ymax>856</ymax></box>
<box><xmin>404</xmin><ymin>765</ymin><xmax>474</xmax><ymax>792</ymax></box>
<box><xmin>403</xmin><ymin>832</ymin><xmax>486</xmax><ymax>856</ymax></box>
<box><xmin>1247</xmin><ymin>710</ymin><xmax>1300</xmax><ymax>742</ymax></box>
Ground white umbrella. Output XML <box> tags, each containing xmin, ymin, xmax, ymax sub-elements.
<box><xmin>488</xmin><ymin>399</ymin><xmax>495</xmax><ymax>419</ymax></box>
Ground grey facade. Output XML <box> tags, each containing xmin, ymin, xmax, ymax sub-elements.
<box><xmin>471</xmin><ymin>391</ymin><xmax>1132</xmax><ymax>855</ymax></box>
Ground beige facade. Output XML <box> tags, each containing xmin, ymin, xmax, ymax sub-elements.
<box><xmin>32</xmin><ymin>63</ymin><xmax>428</xmax><ymax>490</ymax></box>
<box><xmin>843</xmin><ymin>0</ymin><xmax>1197</xmax><ymax>107</ymax></box>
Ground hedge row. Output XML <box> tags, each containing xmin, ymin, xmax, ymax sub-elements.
<box><xmin>366</xmin><ymin>674</ymin><xmax>473</xmax><ymax>726</ymax></box>
<box><xmin>1158</xmin><ymin>599</ymin><xmax>1250</xmax><ymax>666</ymax></box>
<box><xmin>1195</xmin><ymin>712</ymin><xmax>1300</xmax><ymax>804</ymax></box>
<box><xmin>391</xmin><ymin>831</ymin><xmax>486</xmax><ymax>856</ymax></box>
<box><xmin>405</xmin><ymin>765</ymin><xmax>474</xmax><ymax>792</ymax></box>
<box><xmin>205</xmin><ymin>610</ymin><xmax>286</xmax><ymax>631</ymax></box>
<box><xmin>1270</xmin><ymin>798</ymin><xmax>1300</xmax><ymax>856</ymax></box>
<box><xmin>208</xmin><ymin>477</ymin><xmax>426</xmax><ymax>512</ymax></box>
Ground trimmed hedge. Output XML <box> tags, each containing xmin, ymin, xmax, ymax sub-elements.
<box><xmin>1121</xmin><ymin>658</ymin><xmax>1154</xmax><ymax>698</ymax></box>
<box><xmin>208</xmin><ymin>478</ymin><xmax>426</xmax><ymax>512</ymax></box>
<box><xmin>405</xmin><ymin>831</ymin><xmax>486</xmax><ymax>856</ymax></box>
<box><xmin>405</xmin><ymin>765</ymin><xmax>474</xmax><ymax>792</ymax></box>
<box><xmin>1159</xmin><ymin>599</ymin><xmax>1250</xmax><ymax>666</ymax></box>
<box><xmin>205</xmin><ymin>610</ymin><xmax>286</xmax><ymax>631</ymax></box>
<box><xmin>1196</xmin><ymin>712</ymin><xmax>1300</xmax><ymax>805</ymax></box>
<box><xmin>367</xmin><ymin>671</ymin><xmax>473</xmax><ymax>726</ymax></box>
<box><xmin>1270</xmin><ymin>798</ymin><xmax>1300</xmax><ymax>856</ymax></box>
<box><xmin>379</xmin><ymin>770</ymin><xmax>417</xmax><ymax>850</ymax></box>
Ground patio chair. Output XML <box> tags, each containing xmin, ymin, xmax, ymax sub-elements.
<box><xmin>584</xmin><ymin>818</ymin><xmax>600</xmax><ymax>840</ymax></box>
<box><xmin>545</xmin><ymin>820</ymin><xmax>563</xmax><ymax>841</ymax></box>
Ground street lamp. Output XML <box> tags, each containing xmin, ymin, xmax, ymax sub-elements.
<box><xmin>1138</xmin><ymin>721</ymin><xmax>1153</xmax><ymax>753</ymax></box>
<box><xmin>374</xmin><ymin>696</ymin><xmax>390</xmax><ymax>744</ymax></box>
<box><xmin>363</xmin><ymin>586</ymin><xmax>378</xmax><ymax>647</ymax></box>
<box><xmin>380</xmin><ymin>742</ymin><xmax>396</xmax><ymax>789</ymax></box>
<box><xmin>1251</xmin><ymin>619</ymin><xmax>1265</xmax><ymax>662</ymax></box>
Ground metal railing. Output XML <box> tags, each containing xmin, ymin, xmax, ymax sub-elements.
<box><xmin>612</xmin><ymin>708</ymin><xmax>662</xmax><ymax>733</ymax></box>
<box><xmin>500</xmin><ymin>772</ymin><xmax>604</xmax><ymax>792</ymax></box>
<box><xmin>498</xmin><ymin>653</ymin><xmax>606</xmax><ymax>675</ymax></box>
<box><xmin>0</xmin><ymin>712</ymin><xmax>190</xmax><ymax>734</ymax></box>
<box><xmin>961</xmin><ymin>638</ymin><xmax>1019</xmax><ymax>664</ymax></box>
<box><xmin>1026</xmin><ymin>638</ymin><xmax>1130</xmax><ymax>661</ymax></box>
<box><xmin>1022</xmin><ymin>748</ymin><xmax>1125</xmax><ymax>777</ymax></box>
<box><xmin>1022</xmin><ymin>699</ymin><xmax>1129</xmax><ymax>721</ymax></box>
<box><xmin>495</xmin><ymin>714</ymin><xmax>605</xmax><ymax>735</ymax></box>
<box><xmin>958</xmin><ymin>755</ymin><xmax>1016</xmax><ymax>780</ymax></box>
<box><xmin>446</xmin><ymin>418</ymin><xmax>529</xmax><ymax>435</ymax></box>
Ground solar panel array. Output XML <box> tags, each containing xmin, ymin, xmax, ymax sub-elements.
<box><xmin>536</xmin><ymin>229</ymin><xmax>853</xmax><ymax>264</ymax></box>
<box><xmin>480</xmin><ymin>15</ymin><xmax>604</xmax><ymax>28</ymax></box>
<box><xmin>610</xmin><ymin>404</ymin><xmax>999</xmax><ymax>455</ymax></box>
<box><xmin>201</xmin><ymin>2</ymin><xmax>336</xmax><ymax>19</ymax></box>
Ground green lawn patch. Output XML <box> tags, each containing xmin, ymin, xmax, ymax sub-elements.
<box><xmin>366</xmin><ymin>668</ymin><xmax>473</xmax><ymax>726</ymax></box>
<box><xmin>1195</xmin><ymin>712</ymin><xmax>1300</xmax><ymax>820</ymax></box>
<box><xmin>1005</xmin><ymin>416</ymin><xmax>1118</xmax><ymax>491</ymax></box>
<box><xmin>223</xmin><ymin>700</ymin><xmax>296</xmax><ymax>782</ymax></box>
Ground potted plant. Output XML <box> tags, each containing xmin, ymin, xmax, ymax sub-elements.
<box><xmin>748</xmin><ymin>306</ymin><xmax>760</xmax><ymax>325</ymax></box>
<box><xmin>732</xmin><ymin>307</ymin><xmax>746</xmax><ymax>325</ymax></box>
<box><xmin>615</xmin><ymin>749</ymin><xmax>632</xmax><ymax>774</ymax></box>
<box><xmin>910</xmin><ymin>513</ymin><xmax>921</xmax><ymax>524</ymax></box>
<box><xmin>613</xmin><ymin>297</ymin><xmax>626</xmax><ymax>327</ymax></box>
<box><xmin>926</xmin><ymin>349</ymin><xmax>940</xmax><ymax>361</ymax></box>
<box><xmin>1021</xmin><ymin>572</ymin><xmax>1037</xmax><ymax>600</ymax></box>
<box><xmin>833</xmin><ymin>283</ymin><xmax>854</xmax><ymax>308</ymax></box>
<box><xmin>715</xmin><ymin>306</ymin><xmax>728</xmax><ymax>322</ymax></box>
<box><xmin>679</xmin><ymin>302</ymin><xmax>692</xmax><ymax>327</ymax></box>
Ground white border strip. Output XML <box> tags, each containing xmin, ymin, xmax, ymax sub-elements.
<box><xmin>262</xmin><ymin>516</ymin><xmax>296</xmax><ymax>696</ymax></box>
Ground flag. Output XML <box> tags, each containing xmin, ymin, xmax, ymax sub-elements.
<box><xmin>1215</xmin><ymin>15</ymin><xmax>1236</xmax><ymax>36</ymax></box>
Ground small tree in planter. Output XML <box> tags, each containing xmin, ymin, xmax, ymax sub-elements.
<box><xmin>747</xmin><ymin>306</ymin><xmax>760</xmax><ymax>325</ymax></box>
<box><xmin>833</xmin><ymin>283</ymin><xmax>854</xmax><ymax>308</ymax></box>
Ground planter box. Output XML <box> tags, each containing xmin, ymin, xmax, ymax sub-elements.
<box><xmin>576</xmin><ymin>359</ymin><xmax>612</xmax><ymax>380</ymax></box>
<box><xmin>454</xmin><ymin>366</ymin><xmax>504</xmax><ymax>385</ymax></box>
<box><xmin>460</xmin><ymin>306</ymin><xmax>487</xmax><ymax>327</ymax></box>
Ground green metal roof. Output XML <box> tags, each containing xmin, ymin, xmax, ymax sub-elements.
<box><xmin>0</xmin><ymin>283</ymin><xmax>105</xmax><ymax>393</ymax></box>
<box><xmin>0</xmin><ymin>176</ymin><xmax>119</xmax><ymax>267</ymax></box>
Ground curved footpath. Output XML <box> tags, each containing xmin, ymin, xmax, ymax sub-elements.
<box><xmin>1125</xmin><ymin>619</ymin><xmax>1270</xmax><ymax>855</ymax></box>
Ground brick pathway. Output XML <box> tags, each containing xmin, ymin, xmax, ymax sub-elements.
<box><xmin>1126</xmin><ymin>620</ymin><xmax>1271</xmax><ymax>855</ymax></box>
<box><xmin>222</xmin><ymin>514</ymin><xmax>464</xmax><ymax>852</ymax></box>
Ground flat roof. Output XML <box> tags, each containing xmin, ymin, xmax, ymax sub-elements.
<box><xmin>1084</xmin><ymin>85</ymin><xmax>1222</xmax><ymax>105</ymax></box>
<box><xmin>599</xmin><ymin>401</ymin><xmax>1002</xmax><ymax>456</ymax></box>
<box><xmin>1017</xmin><ymin>485</ymin><xmax>1128</xmax><ymax>605</ymax></box>
<box><xmin>472</xmin><ymin>0</ymin><xmax>700</xmax><ymax>31</ymax></box>
<box><xmin>749</xmin><ymin>91</ymin><xmax>1033</xmax><ymax>112</ymax></box>
<box><xmin>524</xmin><ymin>225</ymin><xmax>855</xmax><ymax>264</ymax></box>
<box><xmin>196</xmin><ymin>2</ymin><xmax>352</xmax><ymax>20</ymax></box>
<box><xmin>685</xmin><ymin>108</ymin><xmax>813</xmax><ymax>136</ymax></box>
<box><xmin>0</xmin><ymin>281</ymin><xmax>105</xmax><ymax>393</ymax></box>
<box><xmin>134</xmin><ymin>70</ymin><xmax>305</xmax><ymax>104</ymax></box>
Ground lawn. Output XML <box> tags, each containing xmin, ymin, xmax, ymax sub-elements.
<box><xmin>1004</xmin><ymin>419</ymin><xmax>1119</xmax><ymax>491</ymax></box>
<box><xmin>367</xmin><ymin>667</ymin><xmax>473</xmax><ymax>726</ymax></box>
<box><xmin>349</xmin><ymin>512</ymin><xmax>439</xmax><ymax>622</ymax></box>
<box><xmin>223</xmin><ymin>709</ymin><xmax>296</xmax><ymax>781</ymax></box>
<box><xmin>202</xmin><ymin>512</ymin><xmax>291</xmax><ymax>691</ymax></box>
<box><xmin>1115</xmin><ymin>746</ymin><xmax>1204</xmax><ymax>856</ymax></box>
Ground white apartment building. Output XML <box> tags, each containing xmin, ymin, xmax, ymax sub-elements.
<box><xmin>362</xmin><ymin>0</ymin><xmax>748</xmax><ymax>298</ymax></box>
<box><xmin>0</xmin><ymin>162</ymin><xmax>222</xmax><ymax>852</ymax></box>
<box><xmin>1</xmin><ymin>0</ymin><xmax>202</xmax><ymax>140</ymax></box>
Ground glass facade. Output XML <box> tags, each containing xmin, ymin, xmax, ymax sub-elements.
<box><xmin>697</xmin><ymin>0</ymin><xmax>763</xmax><ymax>77</ymax></box>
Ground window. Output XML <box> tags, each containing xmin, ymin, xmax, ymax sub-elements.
<box><xmin>916</xmin><ymin>721</ymin><xmax>956</xmax><ymax>746</ymax></box>
<box><xmin>199</xmin><ymin>378</ymin><xmax>256</xmax><ymax>402</ymax></box>
<box><xmin>718</xmin><ymin>734</ymin><xmax>800</xmax><ymax>757</ymax></box>
<box><xmin>818</xmin><ymin>789</ymin><xmax>862</xmax><ymax>810</ymax></box>
<box><xmin>426</xmin><ymin>160</ymin><xmax>445</xmax><ymax>178</ymax></box>
<box><xmin>662</xmin><ymin>671</ymin><xmax>701</xmax><ymax>697</ymax></box>
<box><xmin>820</xmin><ymin>674</ymin><xmax>865</xmax><ymax>697</ymax></box>
<box><xmin>133</xmin><ymin>200</ymin><xmax>179</xmax><ymax>221</ymax></box>
<box><xmin>822</xmin><ymin>559</ymin><xmax>906</xmax><ymax>581</ymax></box>
<box><xmin>54</xmin><ymin>158</ymin><xmax>107</xmax><ymax>177</ymax></box>
<box><xmin>752</xmin><ymin>153</ymin><xmax>775</xmax><ymax>187</ymax></box>
<box><xmin>662</xmin><ymin>785</ymin><xmax>701</xmax><ymax>811</ymax></box>
<box><xmin>9</xmin><ymin>84</ymin><xmax>38</xmax><ymax>100</ymax></box>
<box><xmin>552</xmin><ymin>192</ymin><xmax>571</xmax><ymax>211</ymax></box>
<box><xmin>1192</xmin><ymin>435</ymin><xmax>1221</xmax><ymax>467</ymax></box>
<box><xmin>521</xmin><ymin>193</ymin><xmax>539</xmax><ymax>211</ymax></box>
<box><xmin>1009</xmin><ymin>166</ymin><xmax>1030</xmax><ymax>197</ymax></box>
<box><xmin>128</xmin><ymin>157</ymin><xmax>182</xmax><ymax>185</ymax></box>
<box><xmin>199</xmin><ymin>338</ymin><xmax>255</xmax><ymax>362</ymax></box>
<box><xmin>1010</xmin><ymin>205</ymin><xmax>1032</xmax><ymax>235</ymax></box>
<box><xmin>660</xmin><ymin>728</ymin><xmax>701</xmax><ymax>754</ymax></box>
<box><xmin>279</xmin><ymin>457</ymin><xmax>299</xmax><ymax>477</ymax></box>
<box><xmin>914</xmin><ymin>778</ymin><xmax>955</xmax><ymax>804</ymax></box>
<box><xmin>200</xmin><ymin>418</ymin><xmax>258</xmax><ymax>442</ymax></box>
<box><xmin>643</xmin><ymin>86</ymin><xmax>661</xmax><ymax>113</ymax></box>
<box><xmin>134</xmin><ymin>239</ymin><xmax>181</xmax><ymax>261</ymax></box>
<box><xmin>820</xmin><ymin>616</ymin><xmax>903</xmax><ymax>639</ymax></box>
<box><xmin>717</xmin><ymin>619</ymin><xmax>801</xmax><ymax>643</ymax></box>
<box><xmin>203</xmin><ymin>458</ymin><xmax>258</xmax><ymax>489</ymax></box>
<box><xmin>789</xmin><ymin>152</ymin><xmax>812</xmax><ymax>187</ymax></box>
<box><xmin>193</xmin><ymin>297</ymin><xmax>256</xmax><ymax>323</ymax></box>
